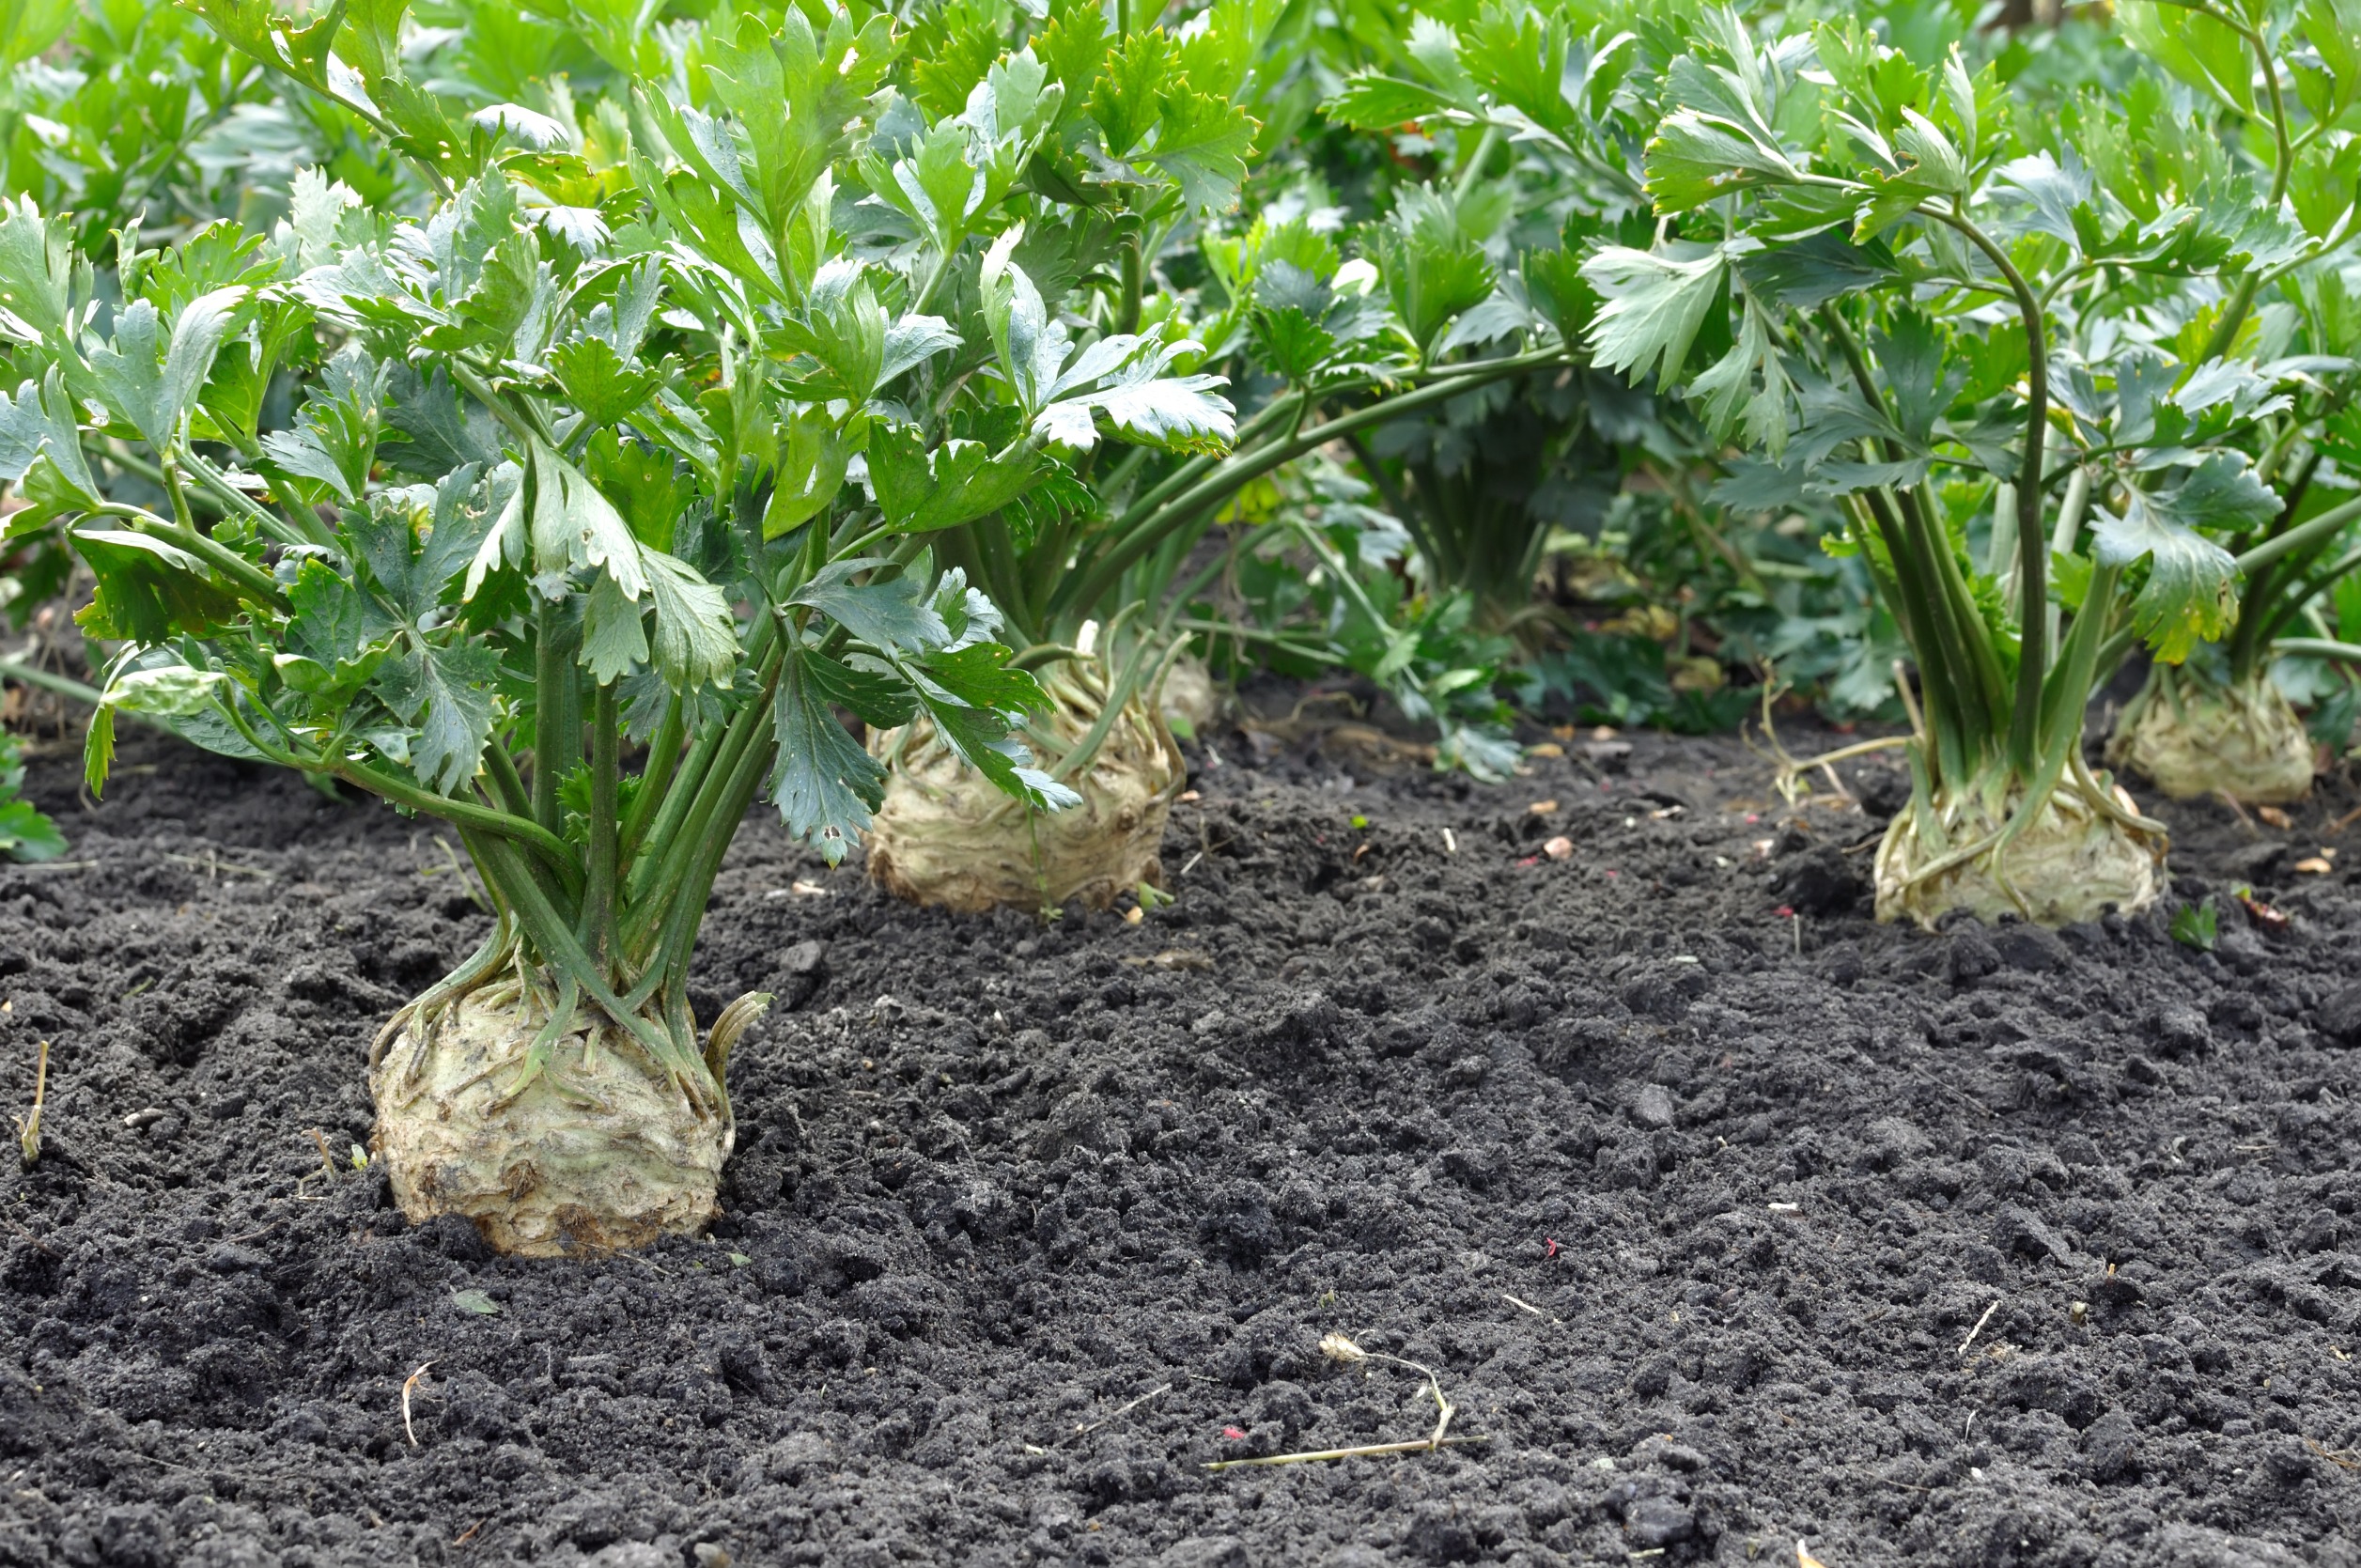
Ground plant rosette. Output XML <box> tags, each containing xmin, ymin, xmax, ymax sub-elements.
<box><xmin>14</xmin><ymin>0</ymin><xmax>1258</xmax><ymax>1254</ymax></box>
<box><xmin>1566</xmin><ymin>1</ymin><xmax>2361</xmax><ymax>926</ymax></box>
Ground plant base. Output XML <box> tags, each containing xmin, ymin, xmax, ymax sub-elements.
<box><xmin>2105</xmin><ymin>669</ymin><xmax>2314</xmax><ymax>803</ymax></box>
<box><xmin>1160</xmin><ymin>653</ymin><xmax>1219</xmax><ymax>738</ymax></box>
<box><xmin>1874</xmin><ymin>778</ymin><xmax>2167</xmax><ymax>930</ymax></box>
<box><xmin>867</xmin><ymin>679</ymin><xmax>1182</xmax><ymax>914</ymax></box>
<box><xmin>371</xmin><ymin>987</ymin><xmax>731</xmax><ymax>1257</ymax></box>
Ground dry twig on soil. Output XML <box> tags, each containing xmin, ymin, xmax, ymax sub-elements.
<box><xmin>1205</xmin><ymin>1333</ymin><xmax>1484</xmax><ymax>1471</ymax></box>
<box><xmin>16</xmin><ymin>1041</ymin><xmax>47</xmax><ymax>1169</ymax></box>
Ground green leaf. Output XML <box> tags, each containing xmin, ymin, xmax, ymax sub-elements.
<box><xmin>260</xmin><ymin>347</ymin><xmax>391</xmax><ymax>505</ymax></box>
<box><xmin>866</xmin><ymin>427</ymin><xmax>1040</xmax><ymax>533</ymax></box>
<box><xmin>530</xmin><ymin>437</ymin><xmax>645</xmax><ymax>598</ymax></box>
<box><xmin>580</xmin><ymin>569</ymin><xmax>650</xmax><ymax>685</ymax></box>
<box><xmin>71</xmin><ymin>529</ymin><xmax>249</xmax><ymax>641</ymax></box>
<box><xmin>808</xmin><ymin>650</ymin><xmax>918</xmax><ymax>730</ymax></box>
<box><xmin>1037</xmin><ymin>0</ymin><xmax>1111</xmax><ymax>114</ymax></box>
<box><xmin>583</xmin><ymin>432</ymin><xmax>695</xmax><ymax>554</ymax></box>
<box><xmin>548</xmin><ymin>336</ymin><xmax>658</xmax><ymax>429</ymax></box>
<box><xmin>2170</xmin><ymin>897</ymin><xmax>2218</xmax><ymax>952</ymax></box>
<box><xmin>916</xmin><ymin>642</ymin><xmax>1051</xmax><ymax>713</ymax></box>
<box><xmin>449</xmin><ymin>1288</ymin><xmax>503</xmax><ymax>1316</ymax></box>
<box><xmin>287</xmin><ymin>554</ymin><xmax>400</xmax><ymax>673</ymax></box>
<box><xmin>1376</xmin><ymin>186</ymin><xmax>1495</xmax><ymax>352</ymax></box>
<box><xmin>909</xmin><ymin>689</ymin><xmax>1081</xmax><ymax>815</ymax></box>
<box><xmin>792</xmin><ymin>558</ymin><xmax>943</xmax><ymax>655</ymax></box>
<box><xmin>374</xmin><ymin>641</ymin><xmax>501</xmax><ymax>795</ymax></box>
<box><xmin>1088</xmin><ymin>29</ymin><xmax>1175</xmax><ymax>160</ymax></box>
<box><xmin>1645</xmin><ymin>110</ymin><xmax>1800</xmax><ymax>213</ymax></box>
<box><xmin>775</xmin><ymin>263</ymin><xmax>888</xmax><ymax>402</ymax></box>
<box><xmin>1579</xmin><ymin>242</ymin><xmax>1728</xmax><ymax>387</ymax></box>
<box><xmin>2120</xmin><ymin>0</ymin><xmax>2253</xmax><ymax>115</ymax></box>
<box><xmin>2091</xmin><ymin>456</ymin><xmax>2259</xmax><ymax>663</ymax></box>
<box><xmin>1323</xmin><ymin>73</ymin><xmax>1463</xmax><ymax>131</ymax></box>
<box><xmin>83</xmin><ymin>704</ymin><xmax>114</xmax><ymax>800</ymax></box>
<box><xmin>0</xmin><ymin>197</ymin><xmax>71</xmax><ymax>344</ymax></box>
<box><xmin>0</xmin><ymin>796</ymin><xmax>65</xmax><ymax>863</ymax></box>
<box><xmin>1034</xmin><ymin>364</ymin><xmax>1235</xmax><ymax>454</ymax></box>
<box><xmin>383</xmin><ymin>367</ymin><xmax>499</xmax><ymax>477</ymax></box>
<box><xmin>642</xmin><ymin>550</ymin><xmax>738</xmax><ymax>691</ymax></box>
<box><xmin>1687</xmin><ymin>301</ymin><xmax>1792</xmax><ymax>457</ymax></box>
<box><xmin>771</xmin><ymin>643</ymin><xmax>887</xmax><ymax>865</ymax></box>
<box><xmin>1141</xmin><ymin>87</ymin><xmax>1258</xmax><ymax>213</ymax></box>
<box><xmin>1735</xmin><ymin>230</ymin><xmax>1896</xmax><ymax>309</ymax></box>
<box><xmin>0</xmin><ymin>370</ymin><xmax>99</xmax><ymax>505</ymax></box>
<box><xmin>759</xmin><ymin>406</ymin><xmax>854</xmax><ymax>539</ymax></box>
<box><xmin>1872</xmin><ymin>310</ymin><xmax>1959</xmax><ymax>446</ymax></box>
<box><xmin>1250</xmin><ymin>262</ymin><xmax>1341</xmax><ymax>380</ymax></box>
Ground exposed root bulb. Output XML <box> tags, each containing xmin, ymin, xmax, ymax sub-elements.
<box><xmin>371</xmin><ymin>988</ymin><xmax>733</xmax><ymax>1257</ymax></box>
<box><xmin>866</xmin><ymin>677</ymin><xmax>1181</xmax><ymax>914</ymax></box>
<box><xmin>1874</xmin><ymin>781</ymin><xmax>2167</xmax><ymax>930</ymax></box>
<box><xmin>2106</xmin><ymin>670</ymin><xmax>2314</xmax><ymax>804</ymax></box>
<box><xmin>1159</xmin><ymin>653</ymin><xmax>1219</xmax><ymax>738</ymax></box>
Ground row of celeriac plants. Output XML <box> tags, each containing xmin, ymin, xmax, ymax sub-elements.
<box><xmin>0</xmin><ymin>0</ymin><xmax>2356</xmax><ymax>1257</ymax></box>
<box><xmin>1324</xmin><ymin>0</ymin><xmax>2361</xmax><ymax>924</ymax></box>
<box><xmin>0</xmin><ymin>0</ymin><xmax>1602</xmax><ymax>1253</ymax></box>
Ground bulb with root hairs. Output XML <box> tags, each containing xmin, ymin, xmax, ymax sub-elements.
<box><xmin>1874</xmin><ymin>775</ymin><xmax>2167</xmax><ymax>930</ymax></box>
<box><xmin>369</xmin><ymin>951</ymin><xmax>767</xmax><ymax>1258</ymax></box>
<box><xmin>2106</xmin><ymin>666</ymin><xmax>2315</xmax><ymax>804</ymax></box>
<box><xmin>864</xmin><ymin>657</ymin><xmax>1184</xmax><ymax>913</ymax></box>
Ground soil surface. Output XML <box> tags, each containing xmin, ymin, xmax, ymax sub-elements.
<box><xmin>3</xmin><ymin>701</ymin><xmax>2360</xmax><ymax>1568</ymax></box>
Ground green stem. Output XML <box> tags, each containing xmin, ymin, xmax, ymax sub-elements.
<box><xmin>1453</xmin><ymin>125</ymin><xmax>1502</xmax><ymax>202</ymax></box>
<box><xmin>0</xmin><ymin>658</ymin><xmax>107</xmax><ymax>709</ymax></box>
<box><xmin>89</xmin><ymin>502</ymin><xmax>287</xmax><ymax>610</ymax></box>
<box><xmin>1117</xmin><ymin>236</ymin><xmax>1143</xmax><ymax>337</ymax></box>
<box><xmin>178</xmin><ymin>447</ymin><xmax>330</xmax><ymax>548</ymax></box>
<box><xmin>620</xmin><ymin>638</ymin><xmax>784</xmax><ymax>955</ymax></box>
<box><xmin>582</xmin><ymin>681</ymin><xmax>619</xmax><ymax>958</ymax></box>
<box><xmin>2193</xmin><ymin>10</ymin><xmax>2294</xmax><ymax>366</ymax></box>
<box><xmin>532</xmin><ymin>598</ymin><xmax>582</xmax><ymax>835</ymax></box>
<box><xmin>2267</xmin><ymin>638</ymin><xmax>2361</xmax><ymax>665</ymax></box>
<box><xmin>619</xmin><ymin>691</ymin><xmax>685</xmax><ymax>865</ymax></box>
<box><xmin>211</xmin><ymin>691</ymin><xmax>582</xmax><ymax>889</ymax></box>
<box><xmin>483</xmin><ymin>738</ymin><xmax>536</xmax><ymax>821</ymax></box>
<box><xmin>648</xmin><ymin>675</ymin><xmax>780</xmax><ymax>1002</ymax></box>
<box><xmin>2238</xmin><ymin>492</ymin><xmax>2361</xmax><ymax>574</ymax></box>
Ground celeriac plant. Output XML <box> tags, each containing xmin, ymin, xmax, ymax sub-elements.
<box><xmin>1</xmin><ymin>0</ymin><xmax>1243</xmax><ymax>1255</ymax></box>
<box><xmin>852</xmin><ymin>0</ymin><xmax>1598</xmax><ymax>907</ymax></box>
<box><xmin>1572</xmin><ymin>1</ymin><xmax>2361</xmax><ymax>927</ymax></box>
<box><xmin>2087</xmin><ymin>0</ymin><xmax>2361</xmax><ymax>804</ymax></box>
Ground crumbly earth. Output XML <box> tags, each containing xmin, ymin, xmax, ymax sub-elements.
<box><xmin>2</xmin><ymin>705</ymin><xmax>2359</xmax><ymax>1568</ymax></box>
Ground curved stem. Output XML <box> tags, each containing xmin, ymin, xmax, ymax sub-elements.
<box><xmin>179</xmin><ymin>447</ymin><xmax>331</xmax><ymax>549</ymax></box>
<box><xmin>87</xmin><ymin>502</ymin><xmax>288</xmax><ymax>610</ymax></box>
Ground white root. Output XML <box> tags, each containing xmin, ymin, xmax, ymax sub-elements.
<box><xmin>2105</xmin><ymin>667</ymin><xmax>2315</xmax><ymax>804</ymax></box>
<box><xmin>1873</xmin><ymin>774</ymin><xmax>2167</xmax><ymax>929</ymax></box>
<box><xmin>865</xmin><ymin>659</ymin><xmax>1184</xmax><ymax>913</ymax></box>
<box><xmin>371</xmin><ymin>986</ymin><xmax>746</xmax><ymax>1257</ymax></box>
<box><xmin>1158</xmin><ymin>651</ymin><xmax>1220</xmax><ymax>737</ymax></box>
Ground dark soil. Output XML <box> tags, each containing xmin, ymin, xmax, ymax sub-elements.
<box><xmin>3</xmin><ymin>710</ymin><xmax>2359</xmax><ymax>1568</ymax></box>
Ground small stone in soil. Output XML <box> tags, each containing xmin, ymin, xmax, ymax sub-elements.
<box><xmin>1627</xmin><ymin>1084</ymin><xmax>1676</xmax><ymax>1131</ymax></box>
